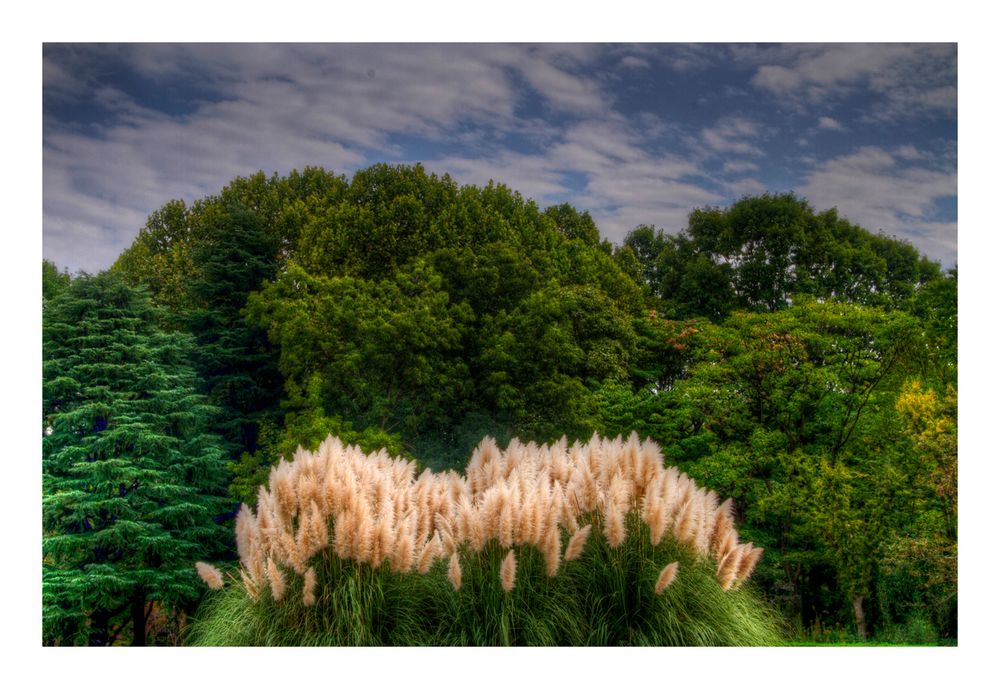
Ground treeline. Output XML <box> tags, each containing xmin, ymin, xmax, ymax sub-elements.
<box><xmin>42</xmin><ymin>163</ymin><xmax>956</xmax><ymax>644</ymax></box>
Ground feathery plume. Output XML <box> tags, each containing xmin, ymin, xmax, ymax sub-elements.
<box><xmin>303</xmin><ymin>566</ymin><xmax>317</xmax><ymax>606</ymax></box>
<box><xmin>733</xmin><ymin>545</ymin><xmax>764</xmax><ymax>588</ymax></box>
<box><xmin>196</xmin><ymin>562</ymin><xmax>224</xmax><ymax>590</ymax></box>
<box><xmin>395</xmin><ymin>514</ymin><xmax>417</xmax><ymax>573</ymax></box>
<box><xmin>673</xmin><ymin>498</ymin><xmax>697</xmax><ymax>546</ymax></box>
<box><xmin>564</xmin><ymin>523</ymin><xmax>592</xmax><ymax>562</ymax></box>
<box><xmin>448</xmin><ymin>552</ymin><xmax>462</xmax><ymax>591</ymax></box>
<box><xmin>715</xmin><ymin>529</ymin><xmax>738</xmax><ymax>563</ymax></box>
<box><xmin>498</xmin><ymin>485</ymin><xmax>514</xmax><ymax>548</ymax></box>
<box><xmin>605</xmin><ymin>504</ymin><xmax>626</xmax><ymax>548</ymax></box>
<box><xmin>717</xmin><ymin>544</ymin><xmax>744</xmax><ymax>591</ymax></box>
<box><xmin>267</xmin><ymin>557</ymin><xmax>287</xmax><ymax>601</ymax></box>
<box><xmin>544</xmin><ymin>528</ymin><xmax>561</xmax><ymax>577</ymax></box>
<box><xmin>501</xmin><ymin>549</ymin><xmax>517</xmax><ymax>592</ymax></box>
<box><xmin>654</xmin><ymin>561</ymin><xmax>680</xmax><ymax>595</ymax></box>
<box><xmin>240</xmin><ymin>568</ymin><xmax>260</xmax><ymax>601</ymax></box>
<box><xmin>649</xmin><ymin>500</ymin><xmax>668</xmax><ymax>547</ymax></box>
<box><xmin>709</xmin><ymin>499</ymin><xmax>735</xmax><ymax>555</ymax></box>
<box><xmin>416</xmin><ymin>534</ymin><xmax>440</xmax><ymax>574</ymax></box>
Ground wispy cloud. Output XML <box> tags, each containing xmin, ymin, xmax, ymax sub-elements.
<box><xmin>43</xmin><ymin>43</ymin><xmax>957</xmax><ymax>272</ymax></box>
<box><xmin>817</xmin><ymin>116</ymin><xmax>844</xmax><ymax>131</ymax></box>
<box><xmin>744</xmin><ymin>43</ymin><xmax>956</xmax><ymax>121</ymax></box>
<box><xmin>620</xmin><ymin>55</ymin><xmax>650</xmax><ymax>69</ymax></box>
<box><xmin>43</xmin><ymin>44</ymin><xmax>614</xmax><ymax>271</ymax></box>
<box><xmin>700</xmin><ymin>117</ymin><xmax>765</xmax><ymax>157</ymax></box>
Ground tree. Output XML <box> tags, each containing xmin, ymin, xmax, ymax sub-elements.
<box><xmin>42</xmin><ymin>259</ymin><xmax>72</xmax><ymax>302</ymax></box>
<box><xmin>185</xmin><ymin>202</ymin><xmax>283</xmax><ymax>460</ymax></box>
<box><xmin>625</xmin><ymin>194</ymin><xmax>941</xmax><ymax>320</ymax></box>
<box><xmin>246</xmin><ymin>259</ymin><xmax>474</xmax><ymax>444</ymax></box>
<box><xmin>42</xmin><ymin>272</ymin><xmax>231</xmax><ymax>645</ymax></box>
<box><xmin>478</xmin><ymin>283</ymin><xmax>637</xmax><ymax>441</ymax></box>
<box><xmin>111</xmin><ymin>199</ymin><xmax>198</xmax><ymax>315</ymax></box>
<box><xmin>613</xmin><ymin>299</ymin><xmax>930</xmax><ymax>637</ymax></box>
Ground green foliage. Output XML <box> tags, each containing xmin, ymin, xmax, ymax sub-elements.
<box><xmin>228</xmin><ymin>403</ymin><xmax>407</xmax><ymax>507</ymax></box>
<box><xmin>42</xmin><ymin>259</ymin><xmax>72</xmax><ymax>302</ymax></box>
<box><xmin>595</xmin><ymin>298</ymin><xmax>953</xmax><ymax>640</ymax></box>
<box><xmin>479</xmin><ymin>283</ymin><xmax>637</xmax><ymax>441</ymax></box>
<box><xmin>626</xmin><ymin>193</ymin><xmax>941</xmax><ymax>320</ymax></box>
<box><xmin>42</xmin><ymin>272</ymin><xmax>231</xmax><ymax>645</ymax></box>
<box><xmin>246</xmin><ymin>260</ymin><xmax>474</xmax><ymax>437</ymax></box>
<box><xmin>98</xmin><ymin>164</ymin><xmax>957</xmax><ymax>644</ymax></box>
<box><xmin>184</xmin><ymin>202</ymin><xmax>284</xmax><ymax>458</ymax></box>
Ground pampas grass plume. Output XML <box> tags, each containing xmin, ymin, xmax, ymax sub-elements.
<box><xmin>501</xmin><ymin>549</ymin><xmax>517</xmax><ymax>592</ymax></box>
<box><xmin>564</xmin><ymin>523</ymin><xmax>592</xmax><ymax>562</ymax></box>
<box><xmin>448</xmin><ymin>552</ymin><xmax>462</xmax><ymax>591</ymax></box>
<box><xmin>267</xmin><ymin>557</ymin><xmax>287</xmax><ymax>601</ymax></box>
<box><xmin>544</xmin><ymin>528</ymin><xmax>561</xmax><ymax>576</ymax></box>
<box><xmin>196</xmin><ymin>562</ymin><xmax>224</xmax><ymax>590</ymax></box>
<box><xmin>416</xmin><ymin>535</ymin><xmax>438</xmax><ymax>574</ymax></box>
<box><xmin>303</xmin><ymin>566</ymin><xmax>317</xmax><ymax>606</ymax></box>
<box><xmin>654</xmin><ymin>561</ymin><xmax>679</xmax><ymax>595</ymax></box>
<box><xmin>734</xmin><ymin>545</ymin><xmax>764</xmax><ymax>588</ymax></box>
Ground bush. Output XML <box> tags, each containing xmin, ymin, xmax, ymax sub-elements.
<box><xmin>187</xmin><ymin>434</ymin><xmax>783</xmax><ymax>646</ymax></box>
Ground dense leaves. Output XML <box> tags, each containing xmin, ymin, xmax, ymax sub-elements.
<box><xmin>627</xmin><ymin>193</ymin><xmax>941</xmax><ymax>320</ymax></box>
<box><xmin>42</xmin><ymin>165</ymin><xmax>956</xmax><ymax>644</ymax></box>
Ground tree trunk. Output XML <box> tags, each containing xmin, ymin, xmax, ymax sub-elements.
<box><xmin>852</xmin><ymin>595</ymin><xmax>868</xmax><ymax>641</ymax></box>
<box><xmin>130</xmin><ymin>591</ymin><xmax>147</xmax><ymax>646</ymax></box>
<box><xmin>89</xmin><ymin>608</ymin><xmax>111</xmax><ymax>646</ymax></box>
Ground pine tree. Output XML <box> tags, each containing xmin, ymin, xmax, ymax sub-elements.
<box><xmin>186</xmin><ymin>202</ymin><xmax>283</xmax><ymax>460</ymax></box>
<box><xmin>42</xmin><ymin>272</ymin><xmax>231</xmax><ymax>645</ymax></box>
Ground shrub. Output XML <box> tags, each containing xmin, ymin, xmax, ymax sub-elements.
<box><xmin>187</xmin><ymin>434</ymin><xmax>782</xmax><ymax>646</ymax></box>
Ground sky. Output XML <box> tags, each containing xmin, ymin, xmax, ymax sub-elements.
<box><xmin>42</xmin><ymin>42</ymin><xmax>958</xmax><ymax>273</ymax></box>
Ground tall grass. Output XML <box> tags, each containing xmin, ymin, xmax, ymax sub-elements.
<box><xmin>186</xmin><ymin>434</ymin><xmax>782</xmax><ymax>646</ymax></box>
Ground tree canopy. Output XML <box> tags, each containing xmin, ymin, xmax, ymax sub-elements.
<box><xmin>42</xmin><ymin>272</ymin><xmax>231</xmax><ymax>645</ymax></box>
<box><xmin>41</xmin><ymin>163</ymin><xmax>955</xmax><ymax>645</ymax></box>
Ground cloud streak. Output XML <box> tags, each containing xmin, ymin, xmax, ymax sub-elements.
<box><xmin>744</xmin><ymin>43</ymin><xmax>956</xmax><ymax>120</ymax></box>
<box><xmin>43</xmin><ymin>43</ymin><xmax>957</xmax><ymax>273</ymax></box>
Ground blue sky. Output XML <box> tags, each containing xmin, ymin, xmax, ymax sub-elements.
<box><xmin>43</xmin><ymin>43</ymin><xmax>957</xmax><ymax>273</ymax></box>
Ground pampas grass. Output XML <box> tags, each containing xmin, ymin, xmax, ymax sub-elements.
<box><xmin>655</xmin><ymin>562</ymin><xmax>679</xmax><ymax>595</ymax></box>
<box><xmin>564</xmin><ymin>524</ymin><xmax>592</xmax><ymax>562</ymax></box>
<box><xmin>196</xmin><ymin>562</ymin><xmax>224</xmax><ymax>590</ymax></box>
<box><xmin>186</xmin><ymin>433</ymin><xmax>781</xmax><ymax>646</ymax></box>
<box><xmin>500</xmin><ymin>549</ymin><xmax>517</xmax><ymax>592</ymax></box>
<box><xmin>448</xmin><ymin>553</ymin><xmax>462</xmax><ymax>591</ymax></box>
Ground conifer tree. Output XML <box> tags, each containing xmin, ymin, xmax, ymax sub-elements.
<box><xmin>185</xmin><ymin>202</ymin><xmax>282</xmax><ymax>460</ymax></box>
<box><xmin>42</xmin><ymin>272</ymin><xmax>231</xmax><ymax>645</ymax></box>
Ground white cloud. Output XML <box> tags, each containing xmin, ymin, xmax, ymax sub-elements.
<box><xmin>700</xmin><ymin>117</ymin><xmax>764</xmax><ymax>156</ymax></box>
<box><xmin>620</xmin><ymin>55</ymin><xmax>650</xmax><ymax>69</ymax></box>
<box><xmin>43</xmin><ymin>44</ymin><xmax>619</xmax><ymax>272</ymax></box>
<box><xmin>745</xmin><ymin>44</ymin><xmax>956</xmax><ymax>120</ymax></box>
<box><xmin>725</xmin><ymin>177</ymin><xmax>768</xmax><ymax>198</ymax></box>
<box><xmin>817</xmin><ymin>116</ymin><xmax>844</xmax><ymax>131</ymax></box>
<box><xmin>722</xmin><ymin>160</ymin><xmax>759</xmax><ymax>174</ymax></box>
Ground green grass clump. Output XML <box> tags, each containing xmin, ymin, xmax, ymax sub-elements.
<box><xmin>187</xmin><ymin>517</ymin><xmax>781</xmax><ymax>646</ymax></box>
<box><xmin>186</xmin><ymin>434</ymin><xmax>784</xmax><ymax>646</ymax></box>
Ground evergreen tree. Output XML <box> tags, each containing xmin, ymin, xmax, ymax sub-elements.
<box><xmin>42</xmin><ymin>259</ymin><xmax>71</xmax><ymax>302</ymax></box>
<box><xmin>186</xmin><ymin>202</ymin><xmax>283</xmax><ymax>459</ymax></box>
<box><xmin>42</xmin><ymin>272</ymin><xmax>231</xmax><ymax>645</ymax></box>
